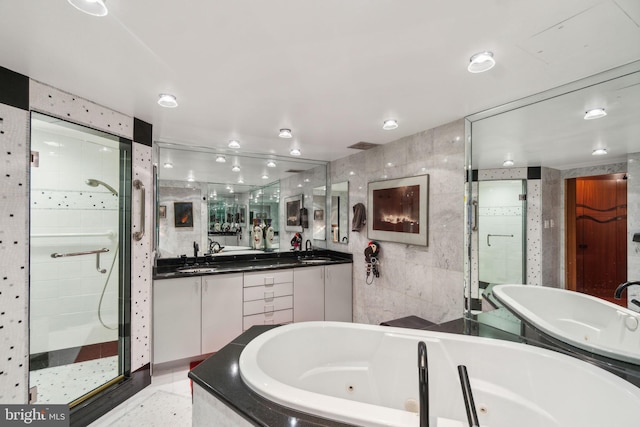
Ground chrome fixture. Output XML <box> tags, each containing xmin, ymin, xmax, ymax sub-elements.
<box><xmin>457</xmin><ymin>365</ymin><xmax>480</xmax><ymax>427</ymax></box>
<box><xmin>68</xmin><ymin>0</ymin><xmax>108</xmax><ymax>17</ymax></box>
<box><xmin>468</xmin><ymin>51</ymin><xmax>495</xmax><ymax>73</ymax></box>
<box><xmin>86</xmin><ymin>178</ymin><xmax>118</xmax><ymax>196</ymax></box>
<box><xmin>51</xmin><ymin>248</ymin><xmax>110</xmax><ymax>274</ymax></box>
<box><xmin>418</xmin><ymin>341</ymin><xmax>429</xmax><ymax>427</ymax></box>
<box><xmin>279</xmin><ymin>128</ymin><xmax>292</xmax><ymax>138</ymax></box>
<box><xmin>158</xmin><ymin>93</ymin><xmax>178</xmax><ymax>108</ymax></box>
<box><xmin>614</xmin><ymin>281</ymin><xmax>640</xmax><ymax>299</ymax></box>
<box><xmin>382</xmin><ymin>119</ymin><xmax>398</xmax><ymax>130</ymax></box>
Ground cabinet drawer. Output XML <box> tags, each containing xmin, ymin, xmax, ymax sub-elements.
<box><xmin>243</xmin><ymin>295</ymin><xmax>293</xmax><ymax>316</ymax></box>
<box><xmin>243</xmin><ymin>309</ymin><xmax>293</xmax><ymax>330</ymax></box>
<box><xmin>244</xmin><ymin>282</ymin><xmax>293</xmax><ymax>302</ymax></box>
<box><xmin>244</xmin><ymin>269</ymin><xmax>293</xmax><ymax>287</ymax></box>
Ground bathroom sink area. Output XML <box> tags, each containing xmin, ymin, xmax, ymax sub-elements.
<box><xmin>176</xmin><ymin>266</ymin><xmax>220</xmax><ymax>274</ymax></box>
<box><xmin>298</xmin><ymin>256</ymin><xmax>334</xmax><ymax>264</ymax></box>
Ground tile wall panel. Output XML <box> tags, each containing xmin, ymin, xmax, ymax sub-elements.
<box><xmin>131</xmin><ymin>143</ymin><xmax>153</xmax><ymax>370</ymax></box>
<box><xmin>0</xmin><ymin>104</ymin><xmax>29</xmax><ymax>403</ymax></box>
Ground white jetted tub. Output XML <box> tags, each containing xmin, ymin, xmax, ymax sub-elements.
<box><xmin>493</xmin><ymin>284</ymin><xmax>640</xmax><ymax>365</ymax></box>
<box><xmin>239</xmin><ymin>321</ymin><xmax>640</xmax><ymax>427</ymax></box>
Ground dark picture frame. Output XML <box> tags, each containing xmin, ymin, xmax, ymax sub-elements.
<box><xmin>367</xmin><ymin>174</ymin><xmax>429</xmax><ymax>246</ymax></box>
<box><xmin>174</xmin><ymin>202</ymin><xmax>194</xmax><ymax>228</ymax></box>
<box><xmin>285</xmin><ymin>194</ymin><xmax>303</xmax><ymax>231</ymax></box>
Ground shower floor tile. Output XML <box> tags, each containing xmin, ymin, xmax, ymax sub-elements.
<box><xmin>30</xmin><ymin>356</ymin><xmax>119</xmax><ymax>404</ymax></box>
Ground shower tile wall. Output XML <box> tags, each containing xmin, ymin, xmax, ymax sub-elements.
<box><xmin>327</xmin><ymin>120</ymin><xmax>465</xmax><ymax>325</ymax></box>
<box><xmin>131</xmin><ymin>142</ymin><xmax>153</xmax><ymax>371</ymax></box>
<box><xmin>628</xmin><ymin>153</ymin><xmax>640</xmax><ymax>310</ymax></box>
<box><xmin>0</xmin><ymin>103</ymin><xmax>30</xmax><ymax>404</ymax></box>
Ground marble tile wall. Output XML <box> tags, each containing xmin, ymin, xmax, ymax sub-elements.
<box><xmin>328</xmin><ymin>120</ymin><xmax>465</xmax><ymax>325</ymax></box>
<box><xmin>157</xmin><ymin>182</ymin><xmax>205</xmax><ymax>258</ymax></box>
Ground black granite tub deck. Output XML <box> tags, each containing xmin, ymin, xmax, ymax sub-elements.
<box><xmin>188</xmin><ymin>318</ymin><xmax>517</xmax><ymax>426</ymax></box>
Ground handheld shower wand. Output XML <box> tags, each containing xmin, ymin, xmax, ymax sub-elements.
<box><xmin>86</xmin><ymin>178</ymin><xmax>118</xmax><ymax>196</ymax></box>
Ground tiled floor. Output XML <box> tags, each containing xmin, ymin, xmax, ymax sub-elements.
<box><xmin>30</xmin><ymin>356</ymin><xmax>119</xmax><ymax>404</ymax></box>
<box><xmin>89</xmin><ymin>362</ymin><xmax>193</xmax><ymax>427</ymax></box>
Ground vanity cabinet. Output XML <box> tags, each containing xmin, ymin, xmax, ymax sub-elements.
<box><xmin>243</xmin><ymin>270</ymin><xmax>294</xmax><ymax>330</ymax></box>
<box><xmin>201</xmin><ymin>273</ymin><xmax>243</xmax><ymax>354</ymax></box>
<box><xmin>153</xmin><ymin>277</ymin><xmax>202</xmax><ymax>364</ymax></box>
<box><xmin>325</xmin><ymin>263</ymin><xmax>353</xmax><ymax>322</ymax></box>
<box><xmin>293</xmin><ymin>266</ymin><xmax>325</xmax><ymax>322</ymax></box>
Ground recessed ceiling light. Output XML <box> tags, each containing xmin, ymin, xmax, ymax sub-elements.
<box><xmin>349</xmin><ymin>171</ymin><xmax>355</xmax><ymax>176</ymax></box>
<box><xmin>163</xmin><ymin>162</ymin><xmax>173</xmax><ymax>168</ymax></box>
<box><xmin>187</xmin><ymin>177</ymin><xmax>195</xmax><ymax>182</ymax></box>
<box><xmin>584</xmin><ymin>108</ymin><xmax>607</xmax><ymax>120</ymax></box>
<box><xmin>290</xmin><ymin>148</ymin><xmax>301</xmax><ymax>156</ymax></box>
<box><xmin>231</xmin><ymin>165</ymin><xmax>240</xmax><ymax>172</ymax></box>
<box><xmin>237</xmin><ymin>178</ymin><xmax>244</xmax><ymax>184</ymax></box>
<box><xmin>468</xmin><ymin>51</ymin><xmax>495</xmax><ymax>73</ymax></box>
<box><xmin>303</xmin><ymin>178</ymin><xmax>310</xmax><ymax>183</ymax></box>
<box><xmin>503</xmin><ymin>159</ymin><xmax>514</xmax><ymax>167</ymax></box>
<box><xmin>228</xmin><ymin>140</ymin><xmax>241</xmax><ymax>149</ymax></box>
<box><xmin>261</xmin><ymin>174</ymin><xmax>269</xmax><ymax>180</ymax></box>
<box><xmin>68</xmin><ymin>0</ymin><xmax>108</xmax><ymax>17</ymax></box>
<box><xmin>215</xmin><ymin>155</ymin><xmax>226</xmax><ymax>163</ymax></box>
<box><xmin>266</xmin><ymin>160</ymin><xmax>277</xmax><ymax>168</ymax></box>
<box><xmin>279</xmin><ymin>129</ymin><xmax>292</xmax><ymax>138</ymax></box>
<box><xmin>297</xmin><ymin>184</ymin><xmax>303</xmax><ymax>188</ymax></box>
<box><xmin>382</xmin><ymin>119</ymin><xmax>398</xmax><ymax>130</ymax></box>
<box><xmin>229</xmin><ymin>189</ymin><xmax>234</xmax><ymax>193</ymax></box>
<box><xmin>592</xmin><ymin>148</ymin><xmax>608</xmax><ymax>156</ymax></box>
<box><xmin>158</xmin><ymin>93</ymin><xmax>178</xmax><ymax>108</ymax></box>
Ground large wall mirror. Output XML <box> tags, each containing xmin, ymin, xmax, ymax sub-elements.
<box><xmin>330</xmin><ymin>181</ymin><xmax>349</xmax><ymax>244</ymax></box>
<box><xmin>155</xmin><ymin>143</ymin><xmax>327</xmax><ymax>258</ymax></box>
<box><xmin>464</xmin><ymin>61</ymin><xmax>640</xmax><ymax>375</ymax></box>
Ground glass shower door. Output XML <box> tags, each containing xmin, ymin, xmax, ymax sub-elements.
<box><xmin>29</xmin><ymin>112</ymin><xmax>128</xmax><ymax>406</ymax></box>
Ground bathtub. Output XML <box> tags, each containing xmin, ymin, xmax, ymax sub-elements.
<box><xmin>239</xmin><ymin>321</ymin><xmax>640</xmax><ymax>427</ymax></box>
<box><xmin>493</xmin><ymin>284</ymin><xmax>640</xmax><ymax>365</ymax></box>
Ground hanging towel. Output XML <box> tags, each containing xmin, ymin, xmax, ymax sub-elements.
<box><xmin>352</xmin><ymin>203</ymin><xmax>366</xmax><ymax>232</ymax></box>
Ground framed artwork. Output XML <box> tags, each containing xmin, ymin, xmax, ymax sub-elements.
<box><xmin>314</xmin><ymin>209</ymin><xmax>324</xmax><ymax>221</ymax></box>
<box><xmin>367</xmin><ymin>174</ymin><xmax>429</xmax><ymax>246</ymax></box>
<box><xmin>174</xmin><ymin>202</ymin><xmax>194</xmax><ymax>228</ymax></box>
<box><xmin>285</xmin><ymin>194</ymin><xmax>303</xmax><ymax>231</ymax></box>
<box><xmin>159</xmin><ymin>205</ymin><xmax>166</xmax><ymax>219</ymax></box>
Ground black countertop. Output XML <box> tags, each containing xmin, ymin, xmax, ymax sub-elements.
<box><xmin>188</xmin><ymin>318</ymin><xmax>518</xmax><ymax>427</ymax></box>
<box><xmin>154</xmin><ymin>249</ymin><xmax>353</xmax><ymax>279</ymax></box>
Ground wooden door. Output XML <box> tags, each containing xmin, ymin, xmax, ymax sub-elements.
<box><xmin>572</xmin><ymin>174</ymin><xmax>627</xmax><ymax>298</ymax></box>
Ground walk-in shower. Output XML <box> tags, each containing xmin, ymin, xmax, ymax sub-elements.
<box><xmin>29</xmin><ymin>112</ymin><xmax>130</xmax><ymax>407</ymax></box>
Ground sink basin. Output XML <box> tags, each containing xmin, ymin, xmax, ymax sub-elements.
<box><xmin>177</xmin><ymin>266</ymin><xmax>219</xmax><ymax>274</ymax></box>
<box><xmin>299</xmin><ymin>257</ymin><xmax>333</xmax><ymax>264</ymax></box>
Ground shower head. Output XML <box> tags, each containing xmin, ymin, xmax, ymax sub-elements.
<box><xmin>86</xmin><ymin>179</ymin><xmax>118</xmax><ymax>196</ymax></box>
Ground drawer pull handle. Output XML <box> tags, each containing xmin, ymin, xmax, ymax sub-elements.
<box><xmin>264</xmin><ymin>291</ymin><xmax>275</xmax><ymax>299</ymax></box>
<box><xmin>264</xmin><ymin>305</ymin><xmax>274</xmax><ymax>313</ymax></box>
<box><xmin>264</xmin><ymin>277</ymin><xmax>275</xmax><ymax>285</ymax></box>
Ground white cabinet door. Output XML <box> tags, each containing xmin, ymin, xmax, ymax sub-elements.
<box><xmin>153</xmin><ymin>277</ymin><xmax>201</xmax><ymax>364</ymax></box>
<box><xmin>293</xmin><ymin>266</ymin><xmax>325</xmax><ymax>322</ymax></box>
<box><xmin>201</xmin><ymin>273</ymin><xmax>243</xmax><ymax>354</ymax></box>
<box><xmin>325</xmin><ymin>263</ymin><xmax>353</xmax><ymax>322</ymax></box>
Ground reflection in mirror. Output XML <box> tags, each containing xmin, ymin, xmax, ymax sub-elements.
<box><xmin>312</xmin><ymin>186</ymin><xmax>326</xmax><ymax>240</ymax></box>
<box><xmin>464</xmin><ymin>61</ymin><xmax>640</xmax><ymax>380</ymax></box>
<box><xmin>156</xmin><ymin>143</ymin><xmax>325</xmax><ymax>257</ymax></box>
<box><xmin>330</xmin><ymin>181</ymin><xmax>349</xmax><ymax>244</ymax></box>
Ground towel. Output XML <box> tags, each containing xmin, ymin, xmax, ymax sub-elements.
<box><xmin>352</xmin><ymin>203</ymin><xmax>366</xmax><ymax>232</ymax></box>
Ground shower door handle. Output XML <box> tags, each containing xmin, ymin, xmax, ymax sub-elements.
<box><xmin>133</xmin><ymin>179</ymin><xmax>145</xmax><ymax>241</ymax></box>
<box><xmin>472</xmin><ymin>200</ymin><xmax>478</xmax><ymax>231</ymax></box>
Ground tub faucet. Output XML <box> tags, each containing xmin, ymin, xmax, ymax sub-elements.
<box><xmin>418</xmin><ymin>341</ymin><xmax>429</xmax><ymax>427</ymax></box>
<box><xmin>614</xmin><ymin>281</ymin><xmax>640</xmax><ymax>299</ymax></box>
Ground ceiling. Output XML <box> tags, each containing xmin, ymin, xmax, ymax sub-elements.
<box><xmin>1</xmin><ymin>0</ymin><xmax>639</xmax><ymax>164</ymax></box>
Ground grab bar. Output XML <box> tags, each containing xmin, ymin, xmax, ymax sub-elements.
<box><xmin>472</xmin><ymin>200</ymin><xmax>478</xmax><ymax>231</ymax></box>
<box><xmin>458</xmin><ymin>365</ymin><xmax>480</xmax><ymax>427</ymax></box>
<box><xmin>418</xmin><ymin>341</ymin><xmax>429</xmax><ymax>427</ymax></box>
<box><xmin>486</xmin><ymin>234</ymin><xmax>513</xmax><ymax>247</ymax></box>
<box><xmin>33</xmin><ymin>231</ymin><xmax>115</xmax><ymax>238</ymax></box>
<box><xmin>50</xmin><ymin>248</ymin><xmax>110</xmax><ymax>274</ymax></box>
<box><xmin>133</xmin><ymin>179</ymin><xmax>145</xmax><ymax>241</ymax></box>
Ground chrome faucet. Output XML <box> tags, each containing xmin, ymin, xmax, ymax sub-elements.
<box><xmin>193</xmin><ymin>241</ymin><xmax>199</xmax><ymax>258</ymax></box>
<box><xmin>305</xmin><ymin>239</ymin><xmax>313</xmax><ymax>254</ymax></box>
<box><xmin>614</xmin><ymin>281</ymin><xmax>640</xmax><ymax>299</ymax></box>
